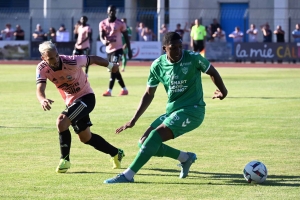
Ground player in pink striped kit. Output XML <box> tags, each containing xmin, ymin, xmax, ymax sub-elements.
<box><xmin>73</xmin><ymin>16</ymin><xmax>92</xmax><ymax>76</ymax></box>
<box><xmin>99</xmin><ymin>5</ymin><xmax>132</xmax><ymax>96</ymax></box>
<box><xmin>36</xmin><ymin>41</ymin><xmax>125</xmax><ymax>173</ymax></box>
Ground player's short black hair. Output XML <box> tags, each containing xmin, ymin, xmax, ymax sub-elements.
<box><xmin>163</xmin><ymin>32</ymin><xmax>182</xmax><ymax>45</ymax></box>
<box><xmin>82</xmin><ymin>16</ymin><xmax>88</xmax><ymax>21</ymax></box>
<box><xmin>108</xmin><ymin>5</ymin><xmax>116</xmax><ymax>10</ymax></box>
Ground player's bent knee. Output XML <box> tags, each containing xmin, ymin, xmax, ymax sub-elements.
<box><xmin>56</xmin><ymin>114</ymin><xmax>71</xmax><ymax>131</ymax></box>
<box><xmin>78</xmin><ymin>129</ymin><xmax>91</xmax><ymax>143</ymax></box>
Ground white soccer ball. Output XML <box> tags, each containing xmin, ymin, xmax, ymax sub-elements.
<box><xmin>243</xmin><ymin>160</ymin><xmax>268</xmax><ymax>184</ymax></box>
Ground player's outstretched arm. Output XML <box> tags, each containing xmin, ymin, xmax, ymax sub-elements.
<box><xmin>115</xmin><ymin>86</ymin><xmax>157</xmax><ymax>134</ymax></box>
<box><xmin>89</xmin><ymin>55</ymin><xmax>119</xmax><ymax>73</ymax></box>
<box><xmin>36</xmin><ymin>83</ymin><xmax>54</xmax><ymax>111</ymax></box>
<box><xmin>206</xmin><ymin>65</ymin><xmax>228</xmax><ymax>100</ymax></box>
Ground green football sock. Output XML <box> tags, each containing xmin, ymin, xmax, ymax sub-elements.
<box><xmin>129</xmin><ymin>130</ymin><xmax>162</xmax><ymax>173</ymax></box>
<box><xmin>122</xmin><ymin>55</ymin><xmax>127</xmax><ymax>69</ymax></box>
<box><xmin>154</xmin><ymin>143</ymin><xmax>180</xmax><ymax>159</ymax></box>
<box><xmin>138</xmin><ymin>141</ymin><xmax>180</xmax><ymax>159</ymax></box>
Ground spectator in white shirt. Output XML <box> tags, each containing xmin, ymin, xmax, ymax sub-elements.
<box><xmin>212</xmin><ymin>27</ymin><xmax>226</xmax><ymax>42</ymax></box>
<box><xmin>56</xmin><ymin>24</ymin><xmax>70</xmax><ymax>42</ymax></box>
<box><xmin>135</xmin><ymin>22</ymin><xmax>145</xmax><ymax>41</ymax></box>
<box><xmin>229</xmin><ymin>26</ymin><xmax>244</xmax><ymax>42</ymax></box>
<box><xmin>246</xmin><ymin>24</ymin><xmax>258</xmax><ymax>42</ymax></box>
<box><xmin>141</xmin><ymin>27</ymin><xmax>156</xmax><ymax>41</ymax></box>
<box><xmin>1</xmin><ymin>23</ymin><xmax>14</xmax><ymax>40</ymax></box>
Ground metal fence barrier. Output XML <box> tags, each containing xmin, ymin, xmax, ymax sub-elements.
<box><xmin>0</xmin><ymin>7</ymin><xmax>299</xmax><ymax>61</ymax></box>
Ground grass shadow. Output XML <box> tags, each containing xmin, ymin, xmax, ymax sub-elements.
<box><xmin>224</xmin><ymin>96</ymin><xmax>300</xmax><ymax>99</ymax></box>
<box><xmin>0</xmin><ymin>126</ymin><xmax>51</xmax><ymax>129</ymax></box>
<box><xmin>68</xmin><ymin>171</ymin><xmax>119</xmax><ymax>175</ymax></box>
<box><xmin>145</xmin><ymin>168</ymin><xmax>300</xmax><ymax>187</ymax></box>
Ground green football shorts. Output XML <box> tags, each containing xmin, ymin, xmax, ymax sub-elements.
<box><xmin>150</xmin><ymin>105</ymin><xmax>205</xmax><ymax>138</ymax></box>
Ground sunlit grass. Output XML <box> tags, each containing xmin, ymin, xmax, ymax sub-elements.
<box><xmin>0</xmin><ymin>65</ymin><xmax>299</xmax><ymax>200</ymax></box>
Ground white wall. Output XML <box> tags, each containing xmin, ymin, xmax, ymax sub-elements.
<box><xmin>169</xmin><ymin>0</ymin><xmax>190</xmax><ymax>42</ymax></box>
<box><xmin>274</xmin><ymin>0</ymin><xmax>288</xmax><ymax>42</ymax></box>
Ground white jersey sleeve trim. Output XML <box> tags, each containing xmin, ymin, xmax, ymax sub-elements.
<box><xmin>204</xmin><ymin>63</ymin><xmax>211</xmax><ymax>73</ymax></box>
<box><xmin>147</xmin><ymin>84</ymin><xmax>159</xmax><ymax>87</ymax></box>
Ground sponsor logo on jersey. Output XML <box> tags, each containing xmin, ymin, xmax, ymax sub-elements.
<box><xmin>171</xmin><ymin>75</ymin><xmax>178</xmax><ymax>80</ymax></box>
<box><xmin>58</xmin><ymin>82</ymin><xmax>80</xmax><ymax>94</ymax></box>
<box><xmin>38</xmin><ymin>62</ymin><xmax>48</xmax><ymax>71</ymax></box>
<box><xmin>159</xmin><ymin>114</ymin><xmax>167</xmax><ymax>121</ymax></box>
<box><xmin>62</xmin><ymin>58</ymin><xmax>77</xmax><ymax>66</ymax></box>
<box><xmin>199</xmin><ymin>60</ymin><xmax>206</xmax><ymax>68</ymax></box>
<box><xmin>182</xmin><ymin>118</ymin><xmax>191</xmax><ymax>127</ymax></box>
<box><xmin>170</xmin><ymin>112</ymin><xmax>180</xmax><ymax>121</ymax></box>
<box><xmin>180</xmin><ymin>62</ymin><xmax>191</xmax><ymax>66</ymax></box>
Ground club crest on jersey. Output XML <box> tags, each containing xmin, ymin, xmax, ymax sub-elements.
<box><xmin>181</xmin><ymin>66</ymin><xmax>188</xmax><ymax>74</ymax></box>
<box><xmin>180</xmin><ymin>62</ymin><xmax>191</xmax><ymax>74</ymax></box>
<box><xmin>66</xmin><ymin>75</ymin><xmax>73</xmax><ymax>80</ymax></box>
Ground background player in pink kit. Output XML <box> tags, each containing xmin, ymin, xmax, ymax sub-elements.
<box><xmin>99</xmin><ymin>5</ymin><xmax>132</xmax><ymax>96</ymax></box>
<box><xmin>36</xmin><ymin>41</ymin><xmax>125</xmax><ymax>173</ymax></box>
<box><xmin>73</xmin><ymin>16</ymin><xmax>92</xmax><ymax>76</ymax></box>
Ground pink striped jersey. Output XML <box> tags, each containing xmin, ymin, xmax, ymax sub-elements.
<box><xmin>75</xmin><ymin>25</ymin><xmax>91</xmax><ymax>49</ymax></box>
<box><xmin>99</xmin><ymin>18</ymin><xmax>126</xmax><ymax>53</ymax></box>
<box><xmin>36</xmin><ymin>55</ymin><xmax>93</xmax><ymax>106</ymax></box>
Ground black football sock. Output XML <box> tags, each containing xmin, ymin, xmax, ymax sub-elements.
<box><xmin>85</xmin><ymin>133</ymin><xmax>118</xmax><ymax>157</ymax></box>
<box><xmin>116</xmin><ymin>71</ymin><xmax>126</xmax><ymax>88</ymax></box>
<box><xmin>59</xmin><ymin>129</ymin><xmax>71</xmax><ymax>161</ymax></box>
<box><xmin>109</xmin><ymin>73</ymin><xmax>117</xmax><ymax>90</ymax></box>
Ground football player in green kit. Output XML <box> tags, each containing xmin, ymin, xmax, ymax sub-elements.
<box><xmin>104</xmin><ymin>32</ymin><xmax>228</xmax><ymax>183</ymax></box>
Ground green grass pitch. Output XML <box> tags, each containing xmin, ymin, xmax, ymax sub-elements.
<box><xmin>0</xmin><ymin>64</ymin><xmax>299</xmax><ymax>199</ymax></box>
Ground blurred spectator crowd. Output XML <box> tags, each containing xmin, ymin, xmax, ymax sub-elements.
<box><xmin>1</xmin><ymin>20</ymin><xmax>300</xmax><ymax>45</ymax></box>
<box><xmin>0</xmin><ymin>22</ymin><xmax>73</xmax><ymax>42</ymax></box>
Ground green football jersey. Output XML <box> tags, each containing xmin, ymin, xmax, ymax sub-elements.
<box><xmin>122</xmin><ymin>26</ymin><xmax>132</xmax><ymax>45</ymax></box>
<box><xmin>147</xmin><ymin>50</ymin><xmax>211</xmax><ymax>114</ymax></box>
